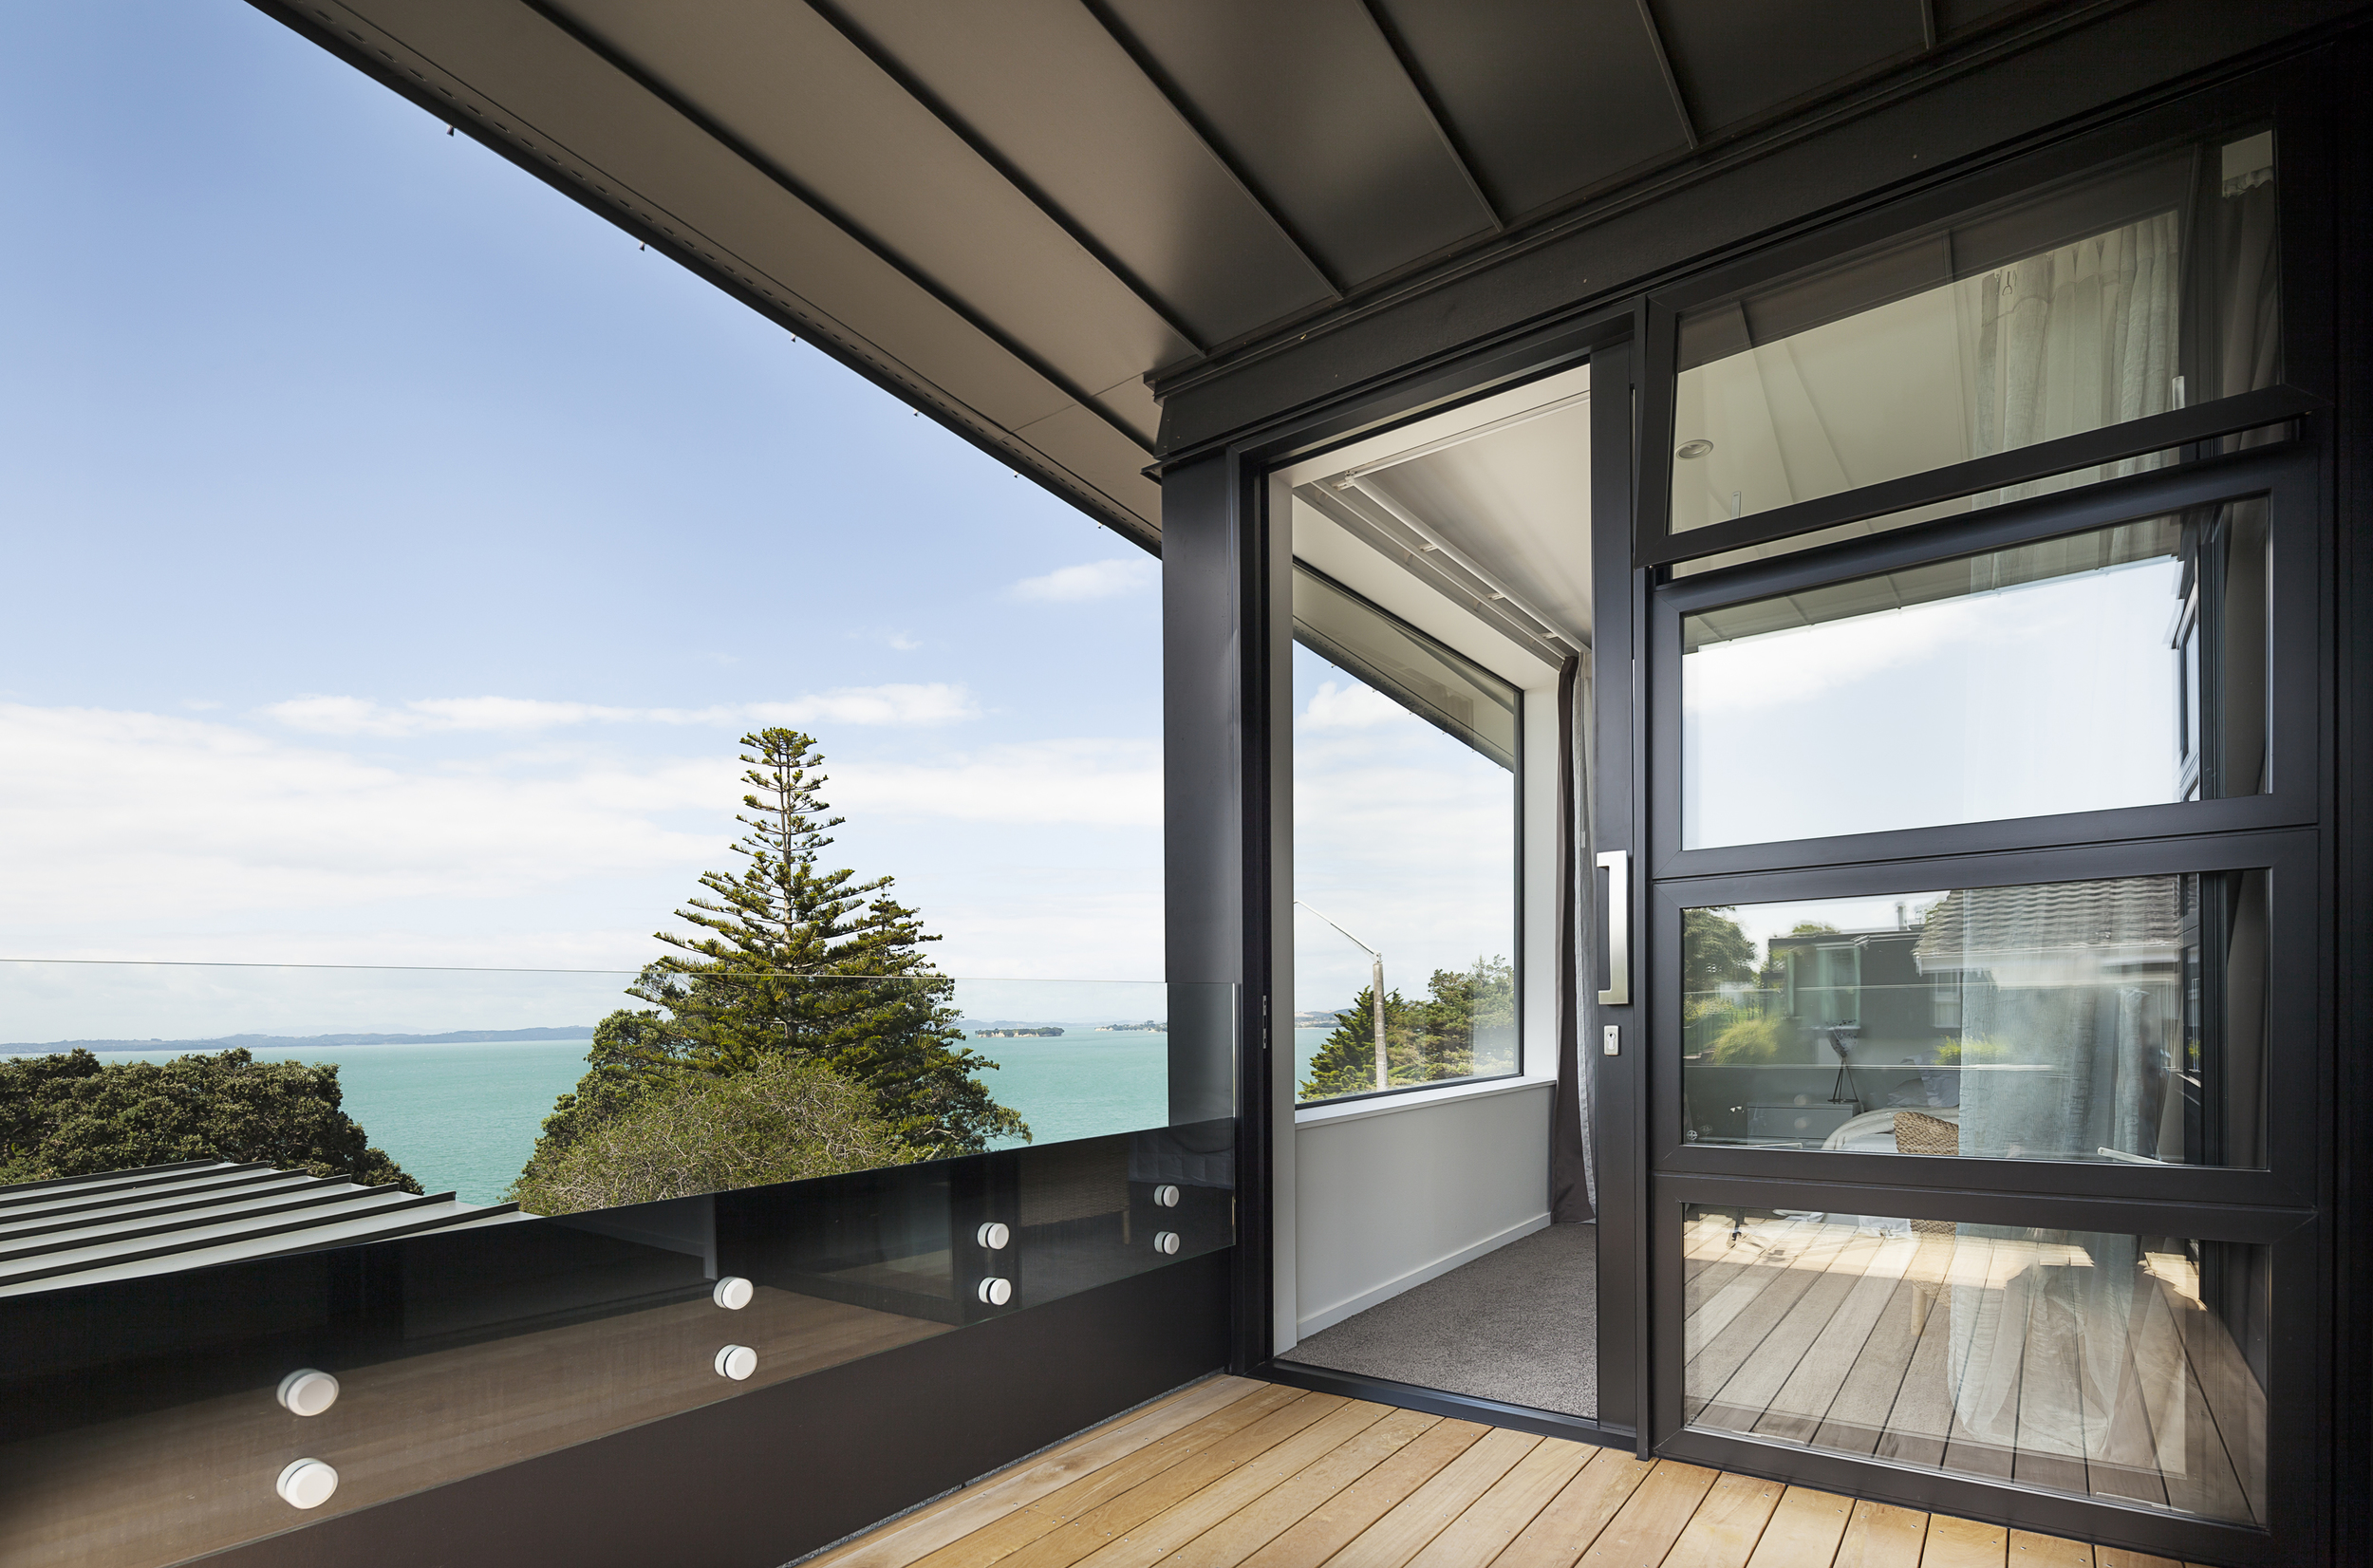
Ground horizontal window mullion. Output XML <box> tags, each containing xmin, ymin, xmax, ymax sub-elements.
<box><xmin>1652</xmin><ymin>797</ymin><xmax>2308</xmax><ymax>884</ymax></box>
<box><xmin>1648</xmin><ymin>1169</ymin><xmax>2314</xmax><ymax>1242</ymax></box>
<box><xmin>1655</xmin><ymin>439</ymin><xmax>2309</xmax><ymax>611</ymax></box>
<box><xmin>1642</xmin><ymin>385</ymin><xmax>2316</xmax><ymax>569</ymax></box>
<box><xmin>1647</xmin><ymin>823</ymin><xmax>2314</xmax><ymax>906</ymax></box>
<box><xmin>1654</xmin><ymin>1146</ymin><xmax>2313</xmax><ymax>1213</ymax></box>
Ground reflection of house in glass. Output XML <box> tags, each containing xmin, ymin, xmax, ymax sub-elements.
<box><xmin>1687</xmin><ymin>871</ymin><xmax>2263</xmax><ymax>1166</ymax></box>
<box><xmin>1916</xmin><ymin>877</ymin><xmax>2185</xmax><ymax>1164</ymax></box>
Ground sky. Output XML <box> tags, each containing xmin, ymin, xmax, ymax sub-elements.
<box><xmin>1683</xmin><ymin>557</ymin><xmax>2186</xmax><ymax>849</ymax></box>
<box><xmin>0</xmin><ymin>3</ymin><xmax>1165</xmax><ymax>1037</ymax></box>
<box><xmin>1290</xmin><ymin>645</ymin><xmax>1516</xmax><ymax>1017</ymax></box>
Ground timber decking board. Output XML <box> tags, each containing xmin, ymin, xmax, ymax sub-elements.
<box><xmin>811</xmin><ymin>1376</ymin><xmax>2158</xmax><ymax>1568</ymax></box>
<box><xmin>1681</xmin><ymin>1220</ymin><xmax>2261</xmax><ymax>1522</ymax></box>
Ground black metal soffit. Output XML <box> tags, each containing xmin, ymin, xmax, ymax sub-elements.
<box><xmin>253</xmin><ymin>0</ymin><xmax>2097</xmax><ymax>548</ymax></box>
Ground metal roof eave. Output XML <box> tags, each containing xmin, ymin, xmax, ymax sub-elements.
<box><xmin>248</xmin><ymin>0</ymin><xmax>1165</xmax><ymax>552</ymax></box>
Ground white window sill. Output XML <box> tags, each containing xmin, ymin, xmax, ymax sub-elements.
<box><xmin>1292</xmin><ymin>1073</ymin><xmax>1557</xmax><ymax>1129</ymax></box>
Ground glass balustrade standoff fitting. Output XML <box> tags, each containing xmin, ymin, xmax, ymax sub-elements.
<box><xmin>1153</xmin><ymin>1185</ymin><xmax>1181</xmax><ymax>1207</ymax></box>
<box><xmin>712</xmin><ymin>1276</ymin><xmax>755</xmax><ymax>1310</ymax></box>
<box><xmin>1153</xmin><ymin>1231</ymin><xmax>1181</xmax><ymax>1255</ymax></box>
<box><xmin>714</xmin><ymin>1344</ymin><xmax>757</xmax><ymax>1381</ymax></box>
<box><xmin>275</xmin><ymin>1459</ymin><xmax>339</xmax><ymax>1510</ymax></box>
<box><xmin>275</xmin><ymin>1369</ymin><xmax>340</xmax><ymax>1417</ymax></box>
<box><xmin>976</xmin><ymin>1221</ymin><xmax>1010</xmax><ymax>1249</ymax></box>
<box><xmin>978</xmin><ymin>1277</ymin><xmax>1012</xmax><ymax>1305</ymax></box>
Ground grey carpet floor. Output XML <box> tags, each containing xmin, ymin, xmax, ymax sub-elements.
<box><xmin>1278</xmin><ymin>1222</ymin><xmax>1597</xmax><ymax>1417</ymax></box>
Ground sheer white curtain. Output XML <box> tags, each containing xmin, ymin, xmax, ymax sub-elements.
<box><xmin>1960</xmin><ymin>212</ymin><xmax>2182</xmax><ymax>501</ymax></box>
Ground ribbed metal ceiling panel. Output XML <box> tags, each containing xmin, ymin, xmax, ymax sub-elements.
<box><xmin>551</xmin><ymin>0</ymin><xmax>1190</xmax><ymax>444</ymax></box>
<box><xmin>275</xmin><ymin>0</ymin><xmax>1167</xmax><ymax>547</ymax></box>
<box><xmin>1094</xmin><ymin>0</ymin><xmax>1497</xmax><ymax>290</ymax></box>
<box><xmin>822</xmin><ymin>0</ymin><xmax>1338</xmax><ymax>350</ymax></box>
<box><xmin>258</xmin><ymin>0</ymin><xmax>2344</xmax><ymax>526</ymax></box>
<box><xmin>1365</xmin><ymin>0</ymin><xmax>1695</xmax><ymax>220</ymax></box>
<box><xmin>1648</xmin><ymin>0</ymin><xmax>1932</xmax><ymax>134</ymax></box>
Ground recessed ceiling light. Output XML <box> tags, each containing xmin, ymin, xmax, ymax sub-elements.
<box><xmin>1675</xmin><ymin>439</ymin><xmax>1714</xmax><ymax>460</ymax></box>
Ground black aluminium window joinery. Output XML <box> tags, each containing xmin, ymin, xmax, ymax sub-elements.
<box><xmin>1616</xmin><ymin>52</ymin><xmax>2337</xmax><ymax>1564</ymax></box>
<box><xmin>1206</xmin><ymin>39</ymin><xmax>2348</xmax><ymax>1563</ymax></box>
<box><xmin>1646</xmin><ymin>443</ymin><xmax>2323</xmax><ymax>882</ymax></box>
<box><xmin>1629</xmin><ymin>54</ymin><xmax>2334</xmax><ymax>574</ymax></box>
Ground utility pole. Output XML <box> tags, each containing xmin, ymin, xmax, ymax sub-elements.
<box><xmin>1295</xmin><ymin>901</ymin><xmax>1389</xmax><ymax>1092</ymax></box>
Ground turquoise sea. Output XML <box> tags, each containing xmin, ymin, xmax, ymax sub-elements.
<box><xmin>22</xmin><ymin>1026</ymin><xmax>1340</xmax><ymax>1204</ymax></box>
<box><xmin>16</xmin><ymin>1027</ymin><xmax>1335</xmax><ymax>1205</ymax></box>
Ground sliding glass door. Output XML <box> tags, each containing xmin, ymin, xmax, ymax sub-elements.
<box><xmin>1613</xmin><ymin>76</ymin><xmax>2332</xmax><ymax>1562</ymax></box>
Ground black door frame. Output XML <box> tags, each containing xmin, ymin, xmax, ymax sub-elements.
<box><xmin>1215</xmin><ymin>303</ymin><xmax>1641</xmax><ymax>1450</ymax></box>
<box><xmin>1178</xmin><ymin>35</ymin><xmax>2357</xmax><ymax>1559</ymax></box>
<box><xmin>1615</xmin><ymin>54</ymin><xmax>2340</xmax><ymax>1566</ymax></box>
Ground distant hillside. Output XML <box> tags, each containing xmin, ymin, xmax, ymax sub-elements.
<box><xmin>2</xmin><ymin>1026</ymin><xmax>597</xmax><ymax>1053</ymax></box>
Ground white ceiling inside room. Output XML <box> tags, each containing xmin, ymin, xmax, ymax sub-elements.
<box><xmin>1284</xmin><ymin>365</ymin><xmax>1592</xmax><ymax>672</ymax></box>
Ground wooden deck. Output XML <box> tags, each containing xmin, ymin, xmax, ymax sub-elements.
<box><xmin>811</xmin><ymin>1376</ymin><xmax>2208</xmax><ymax>1568</ymax></box>
<box><xmin>1681</xmin><ymin>1214</ymin><xmax>2264</xmax><ymax>1525</ymax></box>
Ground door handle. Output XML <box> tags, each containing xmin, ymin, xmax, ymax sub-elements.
<box><xmin>1597</xmin><ymin>849</ymin><xmax>1630</xmax><ymax>1007</ymax></box>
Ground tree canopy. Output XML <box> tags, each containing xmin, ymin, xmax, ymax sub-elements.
<box><xmin>510</xmin><ymin>1055</ymin><xmax>909</xmax><ymax>1215</ymax></box>
<box><xmin>1299</xmin><ymin>957</ymin><xmax>1513</xmax><ymax>1101</ymax></box>
<box><xmin>1682</xmin><ymin>906</ymin><xmax>1757</xmax><ymax>995</ymax></box>
<box><xmin>516</xmin><ymin>728</ymin><xmax>1025</xmax><ymax>1201</ymax></box>
<box><xmin>0</xmin><ymin>1047</ymin><xmax>418</xmax><ymax>1190</ymax></box>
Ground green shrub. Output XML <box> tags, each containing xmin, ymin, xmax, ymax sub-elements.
<box><xmin>508</xmin><ymin>1055</ymin><xmax>911</xmax><ymax>1215</ymax></box>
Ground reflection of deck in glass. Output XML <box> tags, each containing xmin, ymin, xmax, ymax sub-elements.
<box><xmin>1683</xmin><ymin>1213</ymin><xmax>2266</xmax><ymax>1523</ymax></box>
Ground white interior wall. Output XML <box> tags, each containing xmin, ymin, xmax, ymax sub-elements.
<box><xmin>1291</xmin><ymin>1079</ymin><xmax>1554</xmax><ymax>1337</ymax></box>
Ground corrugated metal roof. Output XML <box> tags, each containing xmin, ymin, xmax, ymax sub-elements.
<box><xmin>1915</xmin><ymin>877</ymin><xmax>2181</xmax><ymax>972</ymax></box>
<box><xmin>0</xmin><ymin>1160</ymin><xmax>529</xmax><ymax>1297</ymax></box>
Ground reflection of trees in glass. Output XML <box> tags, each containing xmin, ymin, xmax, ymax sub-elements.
<box><xmin>0</xmin><ymin>1048</ymin><xmax>417</xmax><ymax>1190</ymax></box>
<box><xmin>1683</xmin><ymin>907</ymin><xmax>1755</xmax><ymax>998</ymax></box>
<box><xmin>516</xmin><ymin>729</ymin><xmax>1024</xmax><ymax>1205</ymax></box>
<box><xmin>510</xmin><ymin>1056</ymin><xmax>908</xmax><ymax>1214</ymax></box>
<box><xmin>1299</xmin><ymin>957</ymin><xmax>1512</xmax><ymax>1100</ymax></box>
<box><xmin>1683</xmin><ymin>911</ymin><xmax>1851</xmax><ymax>1063</ymax></box>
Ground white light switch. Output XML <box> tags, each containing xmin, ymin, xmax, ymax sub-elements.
<box><xmin>1601</xmin><ymin>1025</ymin><xmax>1620</xmax><ymax>1056</ymax></box>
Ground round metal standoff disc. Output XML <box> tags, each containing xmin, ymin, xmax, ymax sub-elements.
<box><xmin>275</xmin><ymin>1458</ymin><xmax>340</xmax><ymax>1510</ymax></box>
<box><xmin>276</xmin><ymin>1369</ymin><xmax>340</xmax><ymax>1418</ymax></box>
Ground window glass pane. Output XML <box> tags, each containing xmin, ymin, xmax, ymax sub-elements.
<box><xmin>1292</xmin><ymin>567</ymin><xmax>1519</xmax><ymax>1104</ymax></box>
<box><xmin>1683</xmin><ymin>1206</ymin><xmax>2269</xmax><ymax>1523</ymax></box>
<box><xmin>1670</xmin><ymin>131</ymin><xmax>2281</xmax><ymax>538</ymax></box>
<box><xmin>1683</xmin><ymin>501</ymin><xmax>2269</xmax><ymax>848</ymax></box>
<box><xmin>1681</xmin><ymin>873</ymin><xmax>2268</xmax><ymax>1167</ymax></box>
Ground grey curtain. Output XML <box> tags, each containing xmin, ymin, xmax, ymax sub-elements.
<box><xmin>1551</xmin><ymin>651</ymin><xmax>1596</xmax><ymax>1221</ymax></box>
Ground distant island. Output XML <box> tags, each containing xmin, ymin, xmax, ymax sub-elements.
<box><xmin>1293</xmin><ymin>1010</ymin><xmax>1354</xmax><ymax>1030</ymax></box>
<box><xmin>0</xmin><ymin>1026</ymin><xmax>596</xmax><ymax>1054</ymax></box>
<box><xmin>971</xmin><ymin>1026</ymin><xmax>1064</xmax><ymax>1038</ymax></box>
<box><xmin>1094</xmin><ymin>1020</ymin><xmax>1166</xmax><ymax>1033</ymax></box>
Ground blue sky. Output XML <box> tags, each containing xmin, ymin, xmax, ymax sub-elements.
<box><xmin>0</xmin><ymin>3</ymin><xmax>1163</xmax><ymax>1036</ymax></box>
<box><xmin>1290</xmin><ymin>646</ymin><xmax>1515</xmax><ymax>1017</ymax></box>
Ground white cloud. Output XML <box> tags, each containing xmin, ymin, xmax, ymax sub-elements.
<box><xmin>0</xmin><ymin>703</ymin><xmax>726</xmax><ymax>927</ymax></box>
<box><xmin>834</xmin><ymin>740</ymin><xmax>1161</xmax><ymax>827</ymax></box>
<box><xmin>749</xmin><ymin>684</ymin><xmax>977</xmax><ymax>727</ymax></box>
<box><xmin>1010</xmin><ymin>558</ymin><xmax>1158</xmax><ymax>603</ymax></box>
<box><xmin>1301</xmin><ymin>680</ymin><xmax>1406</xmax><ymax>730</ymax></box>
<box><xmin>0</xmin><ymin>704</ymin><xmax>1160</xmax><ymax>971</ymax></box>
<box><xmin>262</xmin><ymin>683</ymin><xmax>979</xmax><ymax>737</ymax></box>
